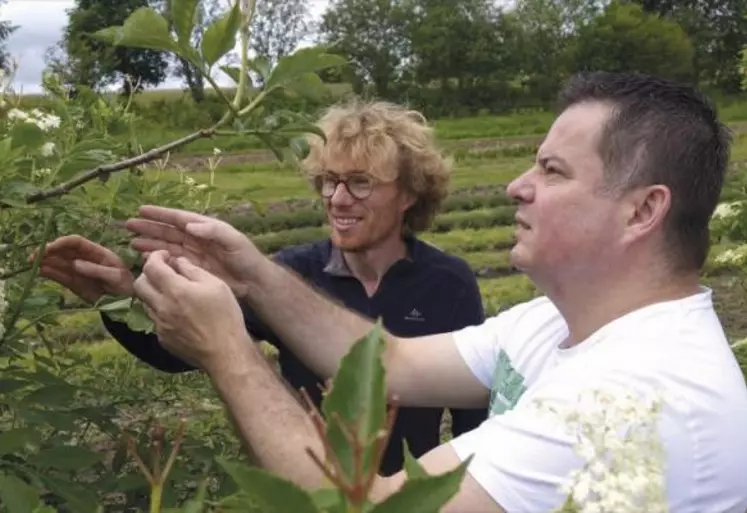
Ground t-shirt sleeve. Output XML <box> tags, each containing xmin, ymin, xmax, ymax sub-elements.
<box><xmin>450</xmin><ymin>300</ymin><xmax>540</xmax><ymax>390</ymax></box>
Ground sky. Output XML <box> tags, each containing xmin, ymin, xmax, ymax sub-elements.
<box><xmin>1</xmin><ymin>0</ymin><xmax>329</xmax><ymax>93</ymax></box>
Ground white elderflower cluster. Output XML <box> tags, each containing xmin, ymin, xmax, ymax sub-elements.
<box><xmin>713</xmin><ymin>200</ymin><xmax>744</xmax><ymax>220</ymax></box>
<box><xmin>31</xmin><ymin>167</ymin><xmax>52</xmax><ymax>181</ymax></box>
<box><xmin>714</xmin><ymin>244</ymin><xmax>747</xmax><ymax>266</ymax></box>
<box><xmin>7</xmin><ymin>107</ymin><xmax>61</xmax><ymax>132</ymax></box>
<box><xmin>40</xmin><ymin>141</ymin><xmax>55</xmax><ymax>157</ymax></box>
<box><xmin>534</xmin><ymin>385</ymin><xmax>669</xmax><ymax>513</ymax></box>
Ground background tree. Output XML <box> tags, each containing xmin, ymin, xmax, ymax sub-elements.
<box><xmin>0</xmin><ymin>0</ymin><xmax>17</xmax><ymax>72</ymax></box>
<box><xmin>319</xmin><ymin>0</ymin><xmax>410</xmax><ymax>98</ymax></box>
<box><xmin>634</xmin><ymin>0</ymin><xmax>747</xmax><ymax>92</ymax></box>
<box><xmin>249</xmin><ymin>0</ymin><xmax>312</xmax><ymax>77</ymax></box>
<box><xmin>573</xmin><ymin>1</ymin><xmax>695</xmax><ymax>82</ymax></box>
<box><xmin>507</xmin><ymin>0</ymin><xmax>605</xmax><ymax>105</ymax></box>
<box><xmin>58</xmin><ymin>0</ymin><xmax>170</xmax><ymax>94</ymax></box>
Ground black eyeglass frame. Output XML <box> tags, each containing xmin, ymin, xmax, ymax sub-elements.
<box><xmin>313</xmin><ymin>171</ymin><xmax>378</xmax><ymax>200</ymax></box>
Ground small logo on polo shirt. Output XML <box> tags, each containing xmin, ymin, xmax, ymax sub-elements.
<box><xmin>405</xmin><ymin>308</ymin><xmax>424</xmax><ymax>321</ymax></box>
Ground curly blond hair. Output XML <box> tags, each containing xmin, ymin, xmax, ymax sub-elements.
<box><xmin>300</xmin><ymin>98</ymin><xmax>452</xmax><ymax>233</ymax></box>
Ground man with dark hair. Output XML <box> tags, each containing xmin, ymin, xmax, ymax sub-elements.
<box><xmin>52</xmin><ymin>72</ymin><xmax>747</xmax><ymax>511</ymax></box>
<box><xmin>37</xmin><ymin>99</ymin><xmax>487</xmax><ymax>477</ymax></box>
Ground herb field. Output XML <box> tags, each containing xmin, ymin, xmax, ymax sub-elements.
<box><xmin>19</xmin><ymin>110</ymin><xmax>747</xmax><ymax>510</ymax></box>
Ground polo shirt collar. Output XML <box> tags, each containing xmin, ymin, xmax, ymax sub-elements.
<box><xmin>323</xmin><ymin>234</ymin><xmax>419</xmax><ymax>277</ymax></box>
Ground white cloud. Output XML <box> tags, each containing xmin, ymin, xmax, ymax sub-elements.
<box><xmin>1</xmin><ymin>0</ymin><xmax>329</xmax><ymax>94</ymax></box>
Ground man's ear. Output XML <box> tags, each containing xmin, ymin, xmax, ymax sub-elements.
<box><xmin>398</xmin><ymin>189</ymin><xmax>417</xmax><ymax>214</ymax></box>
<box><xmin>621</xmin><ymin>184</ymin><xmax>671</xmax><ymax>244</ymax></box>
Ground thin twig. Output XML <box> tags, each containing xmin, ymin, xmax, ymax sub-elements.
<box><xmin>26</xmin><ymin>128</ymin><xmax>218</xmax><ymax>204</ymax></box>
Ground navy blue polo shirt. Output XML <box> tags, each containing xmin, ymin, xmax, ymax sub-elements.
<box><xmin>101</xmin><ymin>234</ymin><xmax>487</xmax><ymax>476</ymax></box>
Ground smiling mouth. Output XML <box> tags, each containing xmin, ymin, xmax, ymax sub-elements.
<box><xmin>331</xmin><ymin>216</ymin><xmax>362</xmax><ymax>228</ymax></box>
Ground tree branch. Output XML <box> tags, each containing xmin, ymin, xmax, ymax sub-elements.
<box><xmin>25</xmin><ymin>127</ymin><xmax>218</xmax><ymax>204</ymax></box>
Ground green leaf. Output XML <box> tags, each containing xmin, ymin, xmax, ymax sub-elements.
<box><xmin>0</xmin><ymin>427</ymin><xmax>40</xmax><ymax>456</ymax></box>
<box><xmin>9</xmin><ymin>121</ymin><xmax>46</xmax><ymax>151</ymax></box>
<box><xmin>0</xmin><ymin>473</ymin><xmax>42</xmax><ymax>513</ymax></box>
<box><xmin>39</xmin><ymin>474</ymin><xmax>100</xmax><ymax>512</ymax></box>
<box><xmin>367</xmin><ymin>457</ymin><xmax>472</xmax><ymax>513</ymax></box>
<box><xmin>98</xmin><ymin>297</ymin><xmax>134</xmax><ymax>313</ymax></box>
<box><xmin>265</xmin><ymin>47</ymin><xmax>348</xmax><ymax>91</ymax></box>
<box><xmin>284</xmin><ymin>72</ymin><xmax>328</xmax><ymax>102</ymax></box>
<box><xmin>0</xmin><ymin>378</ymin><xmax>29</xmax><ymax>394</ymax></box>
<box><xmin>98</xmin><ymin>297</ymin><xmax>155</xmax><ymax>333</ymax></box>
<box><xmin>201</xmin><ymin>1</ymin><xmax>242</xmax><ymax>68</ymax></box>
<box><xmin>248</xmin><ymin>56</ymin><xmax>272</xmax><ymax>82</ymax></box>
<box><xmin>24</xmin><ymin>382</ymin><xmax>80</xmax><ymax>406</ymax></box>
<box><xmin>171</xmin><ymin>0</ymin><xmax>199</xmax><ymax>45</ymax></box>
<box><xmin>289</xmin><ymin>137</ymin><xmax>310</xmax><ymax>160</ymax></box>
<box><xmin>27</xmin><ymin>445</ymin><xmax>103</xmax><ymax>471</ymax></box>
<box><xmin>216</xmin><ymin>457</ymin><xmax>319</xmax><ymax>513</ymax></box>
<box><xmin>92</xmin><ymin>7</ymin><xmax>178</xmax><ymax>54</ymax></box>
<box><xmin>310</xmin><ymin>488</ymin><xmax>344</xmax><ymax>511</ymax></box>
<box><xmin>402</xmin><ymin>440</ymin><xmax>428</xmax><ymax>479</ymax></box>
<box><xmin>321</xmin><ymin>321</ymin><xmax>388</xmax><ymax>483</ymax></box>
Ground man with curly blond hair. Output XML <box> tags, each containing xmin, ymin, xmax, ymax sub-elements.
<box><xmin>38</xmin><ymin>98</ymin><xmax>487</xmax><ymax>476</ymax></box>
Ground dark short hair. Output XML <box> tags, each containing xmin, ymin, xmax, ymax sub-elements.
<box><xmin>558</xmin><ymin>71</ymin><xmax>732</xmax><ymax>273</ymax></box>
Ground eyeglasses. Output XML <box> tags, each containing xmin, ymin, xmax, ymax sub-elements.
<box><xmin>313</xmin><ymin>172</ymin><xmax>376</xmax><ymax>200</ymax></box>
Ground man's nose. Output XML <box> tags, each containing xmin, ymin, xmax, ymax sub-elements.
<box><xmin>506</xmin><ymin>170</ymin><xmax>535</xmax><ymax>203</ymax></box>
<box><xmin>329</xmin><ymin>183</ymin><xmax>355</xmax><ymax>206</ymax></box>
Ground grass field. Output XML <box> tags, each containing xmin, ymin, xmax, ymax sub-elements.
<box><xmin>32</xmin><ymin>106</ymin><xmax>747</xmax><ymax>506</ymax></box>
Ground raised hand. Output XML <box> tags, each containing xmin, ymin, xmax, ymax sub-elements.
<box><xmin>125</xmin><ymin>205</ymin><xmax>265</xmax><ymax>298</ymax></box>
<box><xmin>36</xmin><ymin>235</ymin><xmax>135</xmax><ymax>304</ymax></box>
<box><xmin>132</xmin><ymin>250</ymin><xmax>251</xmax><ymax>372</ymax></box>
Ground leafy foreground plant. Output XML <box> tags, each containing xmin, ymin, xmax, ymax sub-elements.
<box><xmin>0</xmin><ymin>0</ymin><xmax>475</xmax><ymax>510</ymax></box>
<box><xmin>108</xmin><ymin>323</ymin><xmax>472</xmax><ymax>513</ymax></box>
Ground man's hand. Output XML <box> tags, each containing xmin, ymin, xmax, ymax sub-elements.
<box><xmin>125</xmin><ymin>205</ymin><xmax>265</xmax><ymax>299</ymax></box>
<box><xmin>36</xmin><ymin>235</ymin><xmax>135</xmax><ymax>304</ymax></box>
<box><xmin>132</xmin><ymin>249</ymin><xmax>251</xmax><ymax>373</ymax></box>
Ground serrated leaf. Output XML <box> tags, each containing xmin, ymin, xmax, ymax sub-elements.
<box><xmin>39</xmin><ymin>474</ymin><xmax>100</xmax><ymax>512</ymax></box>
<box><xmin>28</xmin><ymin>445</ymin><xmax>103</xmax><ymax>471</ymax></box>
<box><xmin>216</xmin><ymin>457</ymin><xmax>319</xmax><ymax>513</ymax></box>
<box><xmin>310</xmin><ymin>488</ymin><xmax>343</xmax><ymax>511</ymax></box>
<box><xmin>367</xmin><ymin>456</ymin><xmax>472</xmax><ymax>513</ymax></box>
<box><xmin>24</xmin><ymin>382</ymin><xmax>79</xmax><ymax>406</ymax></box>
<box><xmin>0</xmin><ymin>472</ymin><xmax>42</xmax><ymax>513</ymax></box>
<box><xmin>0</xmin><ymin>379</ymin><xmax>30</xmax><ymax>394</ymax></box>
<box><xmin>124</xmin><ymin>300</ymin><xmax>155</xmax><ymax>333</ymax></box>
<box><xmin>289</xmin><ymin>137</ymin><xmax>310</xmax><ymax>160</ymax></box>
<box><xmin>98</xmin><ymin>297</ymin><xmax>134</xmax><ymax>313</ymax></box>
<box><xmin>0</xmin><ymin>427</ymin><xmax>41</xmax><ymax>456</ymax></box>
<box><xmin>171</xmin><ymin>0</ymin><xmax>199</xmax><ymax>45</ymax></box>
<box><xmin>92</xmin><ymin>7</ymin><xmax>178</xmax><ymax>54</ymax></box>
<box><xmin>321</xmin><ymin>321</ymin><xmax>387</xmax><ymax>483</ymax></box>
<box><xmin>9</xmin><ymin>121</ymin><xmax>46</xmax><ymax>151</ymax></box>
<box><xmin>285</xmin><ymin>72</ymin><xmax>328</xmax><ymax>102</ymax></box>
<box><xmin>265</xmin><ymin>48</ymin><xmax>347</xmax><ymax>91</ymax></box>
<box><xmin>402</xmin><ymin>440</ymin><xmax>428</xmax><ymax>479</ymax></box>
<box><xmin>201</xmin><ymin>2</ymin><xmax>242</xmax><ymax>67</ymax></box>
<box><xmin>248</xmin><ymin>56</ymin><xmax>271</xmax><ymax>82</ymax></box>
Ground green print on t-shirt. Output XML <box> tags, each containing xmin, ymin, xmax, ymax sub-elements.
<box><xmin>489</xmin><ymin>349</ymin><xmax>527</xmax><ymax>416</ymax></box>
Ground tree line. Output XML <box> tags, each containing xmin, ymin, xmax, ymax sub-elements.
<box><xmin>1</xmin><ymin>0</ymin><xmax>746</xmax><ymax>117</ymax></box>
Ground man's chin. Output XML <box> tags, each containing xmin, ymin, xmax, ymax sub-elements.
<box><xmin>330</xmin><ymin>233</ymin><xmax>365</xmax><ymax>252</ymax></box>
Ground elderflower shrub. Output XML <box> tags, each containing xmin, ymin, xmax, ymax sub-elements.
<box><xmin>0</xmin><ymin>269</ymin><xmax>6</xmax><ymax>341</ymax></box>
<box><xmin>533</xmin><ymin>385</ymin><xmax>669</xmax><ymax>513</ymax></box>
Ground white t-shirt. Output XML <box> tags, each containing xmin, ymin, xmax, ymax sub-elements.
<box><xmin>449</xmin><ymin>287</ymin><xmax>747</xmax><ymax>513</ymax></box>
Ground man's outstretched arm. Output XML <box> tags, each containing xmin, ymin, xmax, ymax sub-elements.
<box><xmin>241</xmin><ymin>257</ymin><xmax>490</xmax><ymax>409</ymax></box>
<box><xmin>125</xmin><ymin>205</ymin><xmax>490</xmax><ymax>409</ymax></box>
